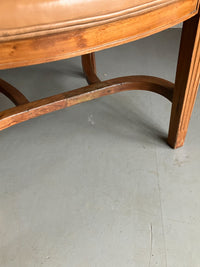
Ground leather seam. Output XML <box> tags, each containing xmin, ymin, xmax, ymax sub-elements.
<box><xmin>0</xmin><ymin>0</ymin><xmax>176</xmax><ymax>41</ymax></box>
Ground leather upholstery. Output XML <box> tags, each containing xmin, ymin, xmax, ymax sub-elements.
<box><xmin>0</xmin><ymin>0</ymin><xmax>177</xmax><ymax>41</ymax></box>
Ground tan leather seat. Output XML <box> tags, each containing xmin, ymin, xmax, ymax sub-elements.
<box><xmin>0</xmin><ymin>0</ymin><xmax>180</xmax><ymax>41</ymax></box>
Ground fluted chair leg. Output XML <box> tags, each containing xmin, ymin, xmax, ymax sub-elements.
<box><xmin>168</xmin><ymin>12</ymin><xmax>200</xmax><ymax>148</ymax></box>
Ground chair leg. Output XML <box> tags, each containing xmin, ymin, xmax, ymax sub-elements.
<box><xmin>168</xmin><ymin>12</ymin><xmax>200</xmax><ymax>148</ymax></box>
<box><xmin>81</xmin><ymin>53</ymin><xmax>101</xmax><ymax>84</ymax></box>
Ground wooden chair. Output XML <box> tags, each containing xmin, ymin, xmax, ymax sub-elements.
<box><xmin>0</xmin><ymin>0</ymin><xmax>200</xmax><ymax>148</ymax></box>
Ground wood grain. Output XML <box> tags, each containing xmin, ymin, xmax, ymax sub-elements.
<box><xmin>0</xmin><ymin>76</ymin><xmax>174</xmax><ymax>131</ymax></box>
<box><xmin>168</xmin><ymin>12</ymin><xmax>200</xmax><ymax>148</ymax></box>
<box><xmin>0</xmin><ymin>0</ymin><xmax>198</xmax><ymax>70</ymax></box>
<box><xmin>0</xmin><ymin>0</ymin><xmax>199</xmax><ymax>148</ymax></box>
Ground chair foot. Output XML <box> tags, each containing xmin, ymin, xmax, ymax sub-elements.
<box><xmin>168</xmin><ymin>13</ymin><xmax>200</xmax><ymax>148</ymax></box>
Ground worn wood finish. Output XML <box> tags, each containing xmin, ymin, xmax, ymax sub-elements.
<box><xmin>0</xmin><ymin>78</ymin><xmax>29</xmax><ymax>106</ymax></box>
<box><xmin>82</xmin><ymin>53</ymin><xmax>101</xmax><ymax>84</ymax></box>
<box><xmin>0</xmin><ymin>0</ymin><xmax>200</xmax><ymax>147</ymax></box>
<box><xmin>0</xmin><ymin>76</ymin><xmax>174</xmax><ymax>131</ymax></box>
<box><xmin>0</xmin><ymin>0</ymin><xmax>198</xmax><ymax>70</ymax></box>
<box><xmin>168</xmin><ymin>12</ymin><xmax>200</xmax><ymax>148</ymax></box>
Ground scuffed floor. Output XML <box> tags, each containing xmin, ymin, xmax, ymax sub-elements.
<box><xmin>0</xmin><ymin>28</ymin><xmax>200</xmax><ymax>267</ymax></box>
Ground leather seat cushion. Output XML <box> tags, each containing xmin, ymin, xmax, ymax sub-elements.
<box><xmin>0</xmin><ymin>0</ymin><xmax>173</xmax><ymax>41</ymax></box>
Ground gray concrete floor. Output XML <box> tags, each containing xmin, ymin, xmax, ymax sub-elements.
<box><xmin>0</xmin><ymin>29</ymin><xmax>200</xmax><ymax>267</ymax></box>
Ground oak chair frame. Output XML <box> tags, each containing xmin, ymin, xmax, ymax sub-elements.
<box><xmin>0</xmin><ymin>1</ymin><xmax>200</xmax><ymax>148</ymax></box>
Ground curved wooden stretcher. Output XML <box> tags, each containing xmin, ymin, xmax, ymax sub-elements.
<box><xmin>0</xmin><ymin>0</ymin><xmax>200</xmax><ymax>148</ymax></box>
